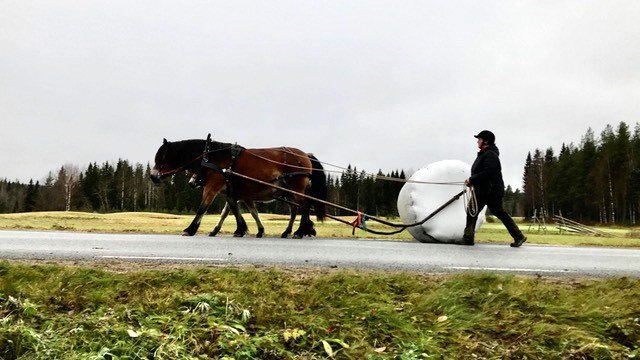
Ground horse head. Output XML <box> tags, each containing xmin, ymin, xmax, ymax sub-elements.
<box><xmin>150</xmin><ymin>138</ymin><xmax>181</xmax><ymax>184</ymax></box>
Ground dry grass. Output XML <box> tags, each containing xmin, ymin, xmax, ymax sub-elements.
<box><xmin>1</xmin><ymin>211</ymin><xmax>639</xmax><ymax>247</ymax></box>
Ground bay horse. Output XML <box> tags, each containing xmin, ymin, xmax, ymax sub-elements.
<box><xmin>150</xmin><ymin>137</ymin><xmax>327</xmax><ymax>238</ymax></box>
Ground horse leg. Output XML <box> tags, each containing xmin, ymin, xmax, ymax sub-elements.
<box><xmin>183</xmin><ymin>183</ymin><xmax>221</xmax><ymax>236</ymax></box>
<box><xmin>281</xmin><ymin>204</ymin><xmax>298</xmax><ymax>238</ymax></box>
<box><xmin>293</xmin><ymin>201</ymin><xmax>315</xmax><ymax>238</ymax></box>
<box><xmin>246</xmin><ymin>201</ymin><xmax>265</xmax><ymax>238</ymax></box>
<box><xmin>209</xmin><ymin>201</ymin><xmax>230</xmax><ymax>237</ymax></box>
<box><xmin>227</xmin><ymin>198</ymin><xmax>248</xmax><ymax>237</ymax></box>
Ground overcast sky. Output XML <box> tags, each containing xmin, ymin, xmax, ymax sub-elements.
<box><xmin>1</xmin><ymin>1</ymin><xmax>639</xmax><ymax>189</ymax></box>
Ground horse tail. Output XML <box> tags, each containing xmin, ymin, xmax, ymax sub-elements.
<box><xmin>308</xmin><ymin>153</ymin><xmax>327</xmax><ymax>222</ymax></box>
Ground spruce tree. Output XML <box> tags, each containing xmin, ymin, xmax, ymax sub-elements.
<box><xmin>24</xmin><ymin>179</ymin><xmax>37</xmax><ymax>212</ymax></box>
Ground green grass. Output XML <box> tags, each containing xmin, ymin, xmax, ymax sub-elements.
<box><xmin>1</xmin><ymin>211</ymin><xmax>639</xmax><ymax>247</ymax></box>
<box><xmin>1</xmin><ymin>261</ymin><xmax>639</xmax><ymax>359</ymax></box>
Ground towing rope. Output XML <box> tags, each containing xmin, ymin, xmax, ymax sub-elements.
<box><xmin>227</xmin><ymin>169</ymin><xmax>470</xmax><ymax>234</ymax></box>
<box><xmin>163</xmin><ymin>141</ymin><xmax>464</xmax><ymax>187</ymax></box>
<box><xmin>463</xmin><ymin>185</ymin><xmax>479</xmax><ymax>217</ymax></box>
<box><xmin>245</xmin><ymin>148</ymin><xmax>465</xmax><ymax>186</ymax></box>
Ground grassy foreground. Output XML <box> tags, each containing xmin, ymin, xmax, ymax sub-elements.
<box><xmin>1</xmin><ymin>211</ymin><xmax>640</xmax><ymax>247</ymax></box>
<box><xmin>1</xmin><ymin>261</ymin><xmax>639</xmax><ymax>359</ymax></box>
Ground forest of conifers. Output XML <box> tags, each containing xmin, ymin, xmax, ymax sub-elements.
<box><xmin>1</xmin><ymin>121</ymin><xmax>638</xmax><ymax>224</ymax></box>
<box><xmin>0</xmin><ymin>162</ymin><xmax>416</xmax><ymax>217</ymax></box>
<box><xmin>523</xmin><ymin>122</ymin><xmax>640</xmax><ymax>225</ymax></box>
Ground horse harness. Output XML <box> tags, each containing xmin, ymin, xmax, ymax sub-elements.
<box><xmin>276</xmin><ymin>147</ymin><xmax>312</xmax><ymax>187</ymax></box>
<box><xmin>199</xmin><ymin>138</ymin><xmax>243</xmax><ymax>196</ymax></box>
<box><xmin>199</xmin><ymin>138</ymin><xmax>312</xmax><ymax>198</ymax></box>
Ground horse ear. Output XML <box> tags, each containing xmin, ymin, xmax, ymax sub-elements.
<box><xmin>163</xmin><ymin>138</ymin><xmax>168</xmax><ymax>145</ymax></box>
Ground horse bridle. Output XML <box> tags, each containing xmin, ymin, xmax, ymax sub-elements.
<box><xmin>156</xmin><ymin>154</ymin><xmax>206</xmax><ymax>179</ymax></box>
<box><xmin>157</xmin><ymin>136</ymin><xmax>240</xmax><ymax>180</ymax></box>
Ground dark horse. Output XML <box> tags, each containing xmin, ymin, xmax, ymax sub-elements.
<box><xmin>150</xmin><ymin>137</ymin><xmax>327</xmax><ymax>238</ymax></box>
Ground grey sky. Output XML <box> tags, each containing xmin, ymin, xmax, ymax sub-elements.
<box><xmin>1</xmin><ymin>1</ymin><xmax>639</xmax><ymax>189</ymax></box>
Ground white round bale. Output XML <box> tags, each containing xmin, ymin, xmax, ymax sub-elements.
<box><xmin>397</xmin><ymin>160</ymin><xmax>486</xmax><ymax>243</ymax></box>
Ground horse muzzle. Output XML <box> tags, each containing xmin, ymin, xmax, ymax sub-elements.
<box><xmin>188</xmin><ymin>174</ymin><xmax>203</xmax><ymax>189</ymax></box>
<box><xmin>150</xmin><ymin>169</ymin><xmax>161</xmax><ymax>185</ymax></box>
<box><xmin>188</xmin><ymin>177</ymin><xmax>197</xmax><ymax>189</ymax></box>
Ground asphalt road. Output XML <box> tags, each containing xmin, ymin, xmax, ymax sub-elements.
<box><xmin>1</xmin><ymin>230</ymin><xmax>640</xmax><ymax>277</ymax></box>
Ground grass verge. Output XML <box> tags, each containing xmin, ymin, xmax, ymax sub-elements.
<box><xmin>0</xmin><ymin>260</ymin><xmax>639</xmax><ymax>359</ymax></box>
<box><xmin>1</xmin><ymin>211</ymin><xmax>640</xmax><ymax>247</ymax></box>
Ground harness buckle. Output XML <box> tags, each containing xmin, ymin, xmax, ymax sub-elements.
<box><xmin>203</xmin><ymin>133</ymin><xmax>212</xmax><ymax>163</ymax></box>
<box><xmin>231</xmin><ymin>143</ymin><xmax>242</xmax><ymax>160</ymax></box>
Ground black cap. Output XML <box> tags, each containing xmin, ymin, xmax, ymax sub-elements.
<box><xmin>474</xmin><ymin>130</ymin><xmax>495</xmax><ymax>144</ymax></box>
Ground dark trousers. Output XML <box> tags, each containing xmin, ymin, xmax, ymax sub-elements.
<box><xmin>464</xmin><ymin>195</ymin><xmax>523</xmax><ymax>240</ymax></box>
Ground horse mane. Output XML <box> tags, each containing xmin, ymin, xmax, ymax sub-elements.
<box><xmin>167</xmin><ymin>138</ymin><xmax>234</xmax><ymax>170</ymax></box>
<box><xmin>174</xmin><ymin>138</ymin><xmax>233</xmax><ymax>153</ymax></box>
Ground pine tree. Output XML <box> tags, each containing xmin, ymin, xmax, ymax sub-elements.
<box><xmin>99</xmin><ymin>162</ymin><xmax>116</xmax><ymax>211</ymax></box>
<box><xmin>24</xmin><ymin>179</ymin><xmax>37</xmax><ymax>212</ymax></box>
<box><xmin>35</xmin><ymin>172</ymin><xmax>56</xmax><ymax>211</ymax></box>
<box><xmin>82</xmin><ymin>163</ymin><xmax>102</xmax><ymax>211</ymax></box>
<box><xmin>600</xmin><ymin>125</ymin><xmax>616</xmax><ymax>223</ymax></box>
<box><xmin>613</xmin><ymin>122</ymin><xmax>632</xmax><ymax>222</ymax></box>
<box><xmin>522</xmin><ymin>152</ymin><xmax>534</xmax><ymax>219</ymax></box>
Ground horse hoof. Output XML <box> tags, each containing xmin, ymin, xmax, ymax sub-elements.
<box><xmin>256</xmin><ymin>231</ymin><xmax>264</xmax><ymax>238</ymax></box>
<box><xmin>209</xmin><ymin>227</ymin><xmax>220</xmax><ymax>237</ymax></box>
<box><xmin>280</xmin><ymin>232</ymin><xmax>290</xmax><ymax>238</ymax></box>
<box><xmin>310</xmin><ymin>228</ymin><xmax>317</xmax><ymax>236</ymax></box>
<box><xmin>233</xmin><ymin>232</ymin><xmax>246</xmax><ymax>237</ymax></box>
<box><xmin>293</xmin><ymin>233</ymin><xmax>303</xmax><ymax>239</ymax></box>
<box><xmin>182</xmin><ymin>231</ymin><xmax>195</xmax><ymax>237</ymax></box>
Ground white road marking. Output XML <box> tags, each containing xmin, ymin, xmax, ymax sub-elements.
<box><xmin>444</xmin><ymin>266</ymin><xmax>574</xmax><ymax>273</ymax></box>
<box><xmin>519</xmin><ymin>251</ymin><xmax>640</xmax><ymax>258</ymax></box>
<box><xmin>99</xmin><ymin>256</ymin><xmax>228</xmax><ymax>262</ymax></box>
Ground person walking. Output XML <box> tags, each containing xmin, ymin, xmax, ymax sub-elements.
<box><xmin>462</xmin><ymin>130</ymin><xmax>527</xmax><ymax>247</ymax></box>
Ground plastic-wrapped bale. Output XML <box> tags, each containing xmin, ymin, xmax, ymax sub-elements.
<box><xmin>397</xmin><ymin>160</ymin><xmax>486</xmax><ymax>243</ymax></box>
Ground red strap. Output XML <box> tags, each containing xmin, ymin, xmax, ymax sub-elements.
<box><xmin>349</xmin><ymin>211</ymin><xmax>363</xmax><ymax>235</ymax></box>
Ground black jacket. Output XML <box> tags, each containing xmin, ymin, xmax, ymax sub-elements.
<box><xmin>469</xmin><ymin>144</ymin><xmax>505</xmax><ymax>199</ymax></box>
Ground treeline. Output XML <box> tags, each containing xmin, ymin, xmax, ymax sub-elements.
<box><xmin>523</xmin><ymin>121</ymin><xmax>640</xmax><ymax>225</ymax></box>
<box><xmin>0</xmin><ymin>161</ymin><xmax>215</xmax><ymax>215</ymax></box>
<box><xmin>330</xmin><ymin>166</ymin><xmax>406</xmax><ymax>216</ymax></box>
<box><xmin>0</xmin><ymin>162</ymin><xmax>417</xmax><ymax>217</ymax></box>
